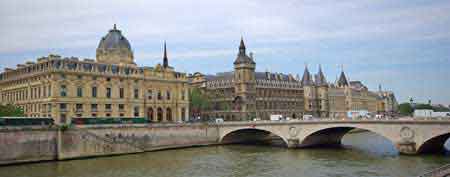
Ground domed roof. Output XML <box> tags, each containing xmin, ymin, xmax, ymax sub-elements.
<box><xmin>97</xmin><ymin>24</ymin><xmax>132</xmax><ymax>51</ymax></box>
<box><xmin>96</xmin><ymin>24</ymin><xmax>134</xmax><ymax>65</ymax></box>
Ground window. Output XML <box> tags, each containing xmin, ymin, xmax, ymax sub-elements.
<box><xmin>92</xmin><ymin>76</ymin><xmax>97</xmax><ymax>80</ymax></box>
<box><xmin>106</xmin><ymin>77</ymin><xmax>111</xmax><ymax>82</ymax></box>
<box><xmin>61</xmin><ymin>74</ymin><xmax>66</xmax><ymax>79</ymax></box>
<box><xmin>77</xmin><ymin>75</ymin><xmax>83</xmax><ymax>80</ymax></box>
<box><xmin>147</xmin><ymin>90</ymin><xmax>152</xmax><ymax>99</ymax></box>
<box><xmin>48</xmin><ymin>86</ymin><xmax>51</xmax><ymax>97</ymax></box>
<box><xmin>106</xmin><ymin>113</ymin><xmax>111</xmax><ymax>117</ymax></box>
<box><xmin>92</xmin><ymin>113</ymin><xmax>97</xmax><ymax>117</ymax></box>
<box><xmin>77</xmin><ymin>87</ymin><xmax>83</xmax><ymax>97</ymax></box>
<box><xmin>118</xmin><ymin>104</ymin><xmax>124</xmax><ymax>111</ymax></box>
<box><xmin>119</xmin><ymin>88</ymin><xmax>124</xmax><ymax>98</ymax></box>
<box><xmin>59</xmin><ymin>103</ymin><xmax>67</xmax><ymax>111</ymax></box>
<box><xmin>76</xmin><ymin>104</ymin><xmax>83</xmax><ymax>112</ymax></box>
<box><xmin>181</xmin><ymin>90</ymin><xmax>185</xmax><ymax>100</ymax></box>
<box><xmin>119</xmin><ymin>113</ymin><xmax>125</xmax><ymax>117</ymax></box>
<box><xmin>106</xmin><ymin>87</ymin><xmax>111</xmax><ymax>98</ymax></box>
<box><xmin>158</xmin><ymin>91</ymin><xmax>162</xmax><ymax>100</ymax></box>
<box><xmin>134</xmin><ymin>89</ymin><xmax>139</xmax><ymax>99</ymax></box>
<box><xmin>134</xmin><ymin>106</ymin><xmax>140</xmax><ymax>117</ymax></box>
<box><xmin>91</xmin><ymin>104</ymin><xmax>98</xmax><ymax>112</ymax></box>
<box><xmin>92</xmin><ymin>87</ymin><xmax>97</xmax><ymax>98</ymax></box>
<box><xmin>60</xmin><ymin>85</ymin><xmax>67</xmax><ymax>97</ymax></box>
<box><xmin>166</xmin><ymin>90</ymin><xmax>171</xmax><ymax>100</ymax></box>
<box><xmin>105</xmin><ymin>104</ymin><xmax>112</xmax><ymax>111</ymax></box>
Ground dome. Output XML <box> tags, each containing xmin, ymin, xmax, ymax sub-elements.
<box><xmin>96</xmin><ymin>24</ymin><xmax>135</xmax><ymax>65</ymax></box>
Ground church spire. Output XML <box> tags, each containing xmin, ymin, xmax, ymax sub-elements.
<box><xmin>163</xmin><ymin>41</ymin><xmax>168</xmax><ymax>68</ymax></box>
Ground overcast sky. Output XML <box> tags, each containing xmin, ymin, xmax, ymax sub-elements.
<box><xmin>1</xmin><ymin>0</ymin><xmax>449</xmax><ymax>105</ymax></box>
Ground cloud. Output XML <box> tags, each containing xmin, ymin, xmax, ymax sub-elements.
<box><xmin>1</xmin><ymin>0</ymin><xmax>450</xmax><ymax>104</ymax></box>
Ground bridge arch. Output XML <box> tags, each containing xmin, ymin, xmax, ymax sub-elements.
<box><xmin>219</xmin><ymin>127</ymin><xmax>289</xmax><ymax>147</ymax></box>
<box><xmin>299</xmin><ymin>126</ymin><xmax>398</xmax><ymax>151</ymax></box>
<box><xmin>417</xmin><ymin>132</ymin><xmax>450</xmax><ymax>154</ymax></box>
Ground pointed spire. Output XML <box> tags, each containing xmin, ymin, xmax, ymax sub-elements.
<box><xmin>239</xmin><ymin>36</ymin><xmax>246</xmax><ymax>50</ymax></box>
<box><xmin>113</xmin><ymin>24</ymin><xmax>117</xmax><ymax>30</ymax></box>
<box><xmin>301</xmin><ymin>64</ymin><xmax>313</xmax><ymax>86</ymax></box>
<box><xmin>316</xmin><ymin>64</ymin><xmax>327</xmax><ymax>85</ymax></box>
<box><xmin>234</xmin><ymin>37</ymin><xmax>255</xmax><ymax>65</ymax></box>
<box><xmin>163</xmin><ymin>41</ymin><xmax>168</xmax><ymax>68</ymax></box>
<box><xmin>378</xmin><ymin>84</ymin><xmax>382</xmax><ymax>92</ymax></box>
<box><xmin>337</xmin><ymin>65</ymin><xmax>349</xmax><ymax>87</ymax></box>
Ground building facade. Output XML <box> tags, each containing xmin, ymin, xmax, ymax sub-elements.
<box><xmin>301</xmin><ymin>66</ymin><xmax>396</xmax><ymax>118</ymax></box>
<box><xmin>190</xmin><ymin>38</ymin><xmax>397</xmax><ymax>120</ymax></box>
<box><xmin>189</xmin><ymin>39</ymin><xmax>304</xmax><ymax>121</ymax></box>
<box><xmin>0</xmin><ymin>25</ymin><xmax>189</xmax><ymax>124</ymax></box>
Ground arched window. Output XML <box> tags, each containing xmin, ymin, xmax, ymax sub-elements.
<box><xmin>166</xmin><ymin>108</ymin><xmax>172</xmax><ymax>122</ymax></box>
<box><xmin>148</xmin><ymin>107</ymin><xmax>154</xmax><ymax>121</ymax></box>
<box><xmin>157</xmin><ymin>107</ymin><xmax>163</xmax><ymax>122</ymax></box>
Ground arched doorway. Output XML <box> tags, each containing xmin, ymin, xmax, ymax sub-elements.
<box><xmin>157</xmin><ymin>107</ymin><xmax>163</xmax><ymax>122</ymax></box>
<box><xmin>166</xmin><ymin>108</ymin><xmax>172</xmax><ymax>122</ymax></box>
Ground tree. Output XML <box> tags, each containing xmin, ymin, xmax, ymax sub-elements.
<box><xmin>189</xmin><ymin>88</ymin><xmax>210</xmax><ymax>118</ymax></box>
<box><xmin>398</xmin><ymin>103</ymin><xmax>413</xmax><ymax>116</ymax></box>
<box><xmin>414</xmin><ymin>104</ymin><xmax>433</xmax><ymax>110</ymax></box>
<box><xmin>0</xmin><ymin>104</ymin><xmax>25</xmax><ymax>117</ymax></box>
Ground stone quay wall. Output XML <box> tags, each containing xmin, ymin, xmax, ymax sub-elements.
<box><xmin>0</xmin><ymin>127</ymin><xmax>58</xmax><ymax>165</ymax></box>
<box><xmin>0</xmin><ymin>124</ymin><xmax>220</xmax><ymax>165</ymax></box>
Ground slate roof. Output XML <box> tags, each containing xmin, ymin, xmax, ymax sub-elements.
<box><xmin>97</xmin><ymin>24</ymin><xmax>132</xmax><ymax>51</ymax></box>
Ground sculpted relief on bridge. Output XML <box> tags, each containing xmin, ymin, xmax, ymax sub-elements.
<box><xmin>217</xmin><ymin>121</ymin><xmax>450</xmax><ymax>155</ymax></box>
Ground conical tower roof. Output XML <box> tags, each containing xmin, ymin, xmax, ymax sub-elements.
<box><xmin>301</xmin><ymin>65</ymin><xmax>313</xmax><ymax>86</ymax></box>
<box><xmin>315</xmin><ymin>64</ymin><xmax>327</xmax><ymax>86</ymax></box>
<box><xmin>337</xmin><ymin>70</ymin><xmax>349</xmax><ymax>87</ymax></box>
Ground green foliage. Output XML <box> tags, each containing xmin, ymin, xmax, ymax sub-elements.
<box><xmin>59</xmin><ymin>124</ymin><xmax>70</xmax><ymax>131</ymax></box>
<box><xmin>0</xmin><ymin>104</ymin><xmax>25</xmax><ymax>117</ymax></box>
<box><xmin>189</xmin><ymin>88</ymin><xmax>210</xmax><ymax>116</ymax></box>
<box><xmin>398</xmin><ymin>103</ymin><xmax>413</xmax><ymax>116</ymax></box>
<box><xmin>414</xmin><ymin>104</ymin><xmax>433</xmax><ymax>110</ymax></box>
<box><xmin>432</xmin><ymin>106</ymin><xmax>450</xmax><ymax>112</ymax></box>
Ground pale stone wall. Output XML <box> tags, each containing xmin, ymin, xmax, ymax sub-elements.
<box><xmin>0</xmin><ymin>127</ymin><xmax>57</xmax><ymax>165</ymax></box>
<box><xmin>59</xmin><ymin>124</ymin><xmax>219</xmax><ymax>160</ymax></box>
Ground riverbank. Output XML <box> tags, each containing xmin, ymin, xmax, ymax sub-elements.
<box><xmin>0</xmin><ymin>124</ymin><xmax>220</xmax><ymax>166</ymax></box>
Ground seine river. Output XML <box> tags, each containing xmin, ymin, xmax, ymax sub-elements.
<box><xmin>0</xmin><ymin>132</ymin><xmax>449</xmax><ymax>177</ymax></box>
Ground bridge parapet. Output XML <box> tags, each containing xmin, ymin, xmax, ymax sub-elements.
<box><xmin>216</xmin><ymin>119</ymin><xmax>450</xmax><ymax>155</ymax></box>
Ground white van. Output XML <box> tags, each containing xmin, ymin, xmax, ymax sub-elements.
<box><xmin>303</xmin><ymin>115</ymin><xmax>313</xmax><ymax>120</ymax></box>
<box><xmin>215</xmin><ymin>118</ymin><xmax>224</xmax><ymax>124</ymax></box>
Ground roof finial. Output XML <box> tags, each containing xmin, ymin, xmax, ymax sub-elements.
<box><xmin>113</xmin><ymin>24</ymin><xmax>117</xmax><ymax>30</ymax></box>
<box><xmin>163</xmin><ymin>41</ymin><xmax>168</xmax><ymax>68</ymax></box>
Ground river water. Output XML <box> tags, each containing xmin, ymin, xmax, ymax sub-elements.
<box><xmin>0</xmin><ymin>132</ymin><xmax>449</xmax><ymax>177</ymax></box>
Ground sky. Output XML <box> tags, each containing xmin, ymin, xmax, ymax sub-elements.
<box><xmin>0</xmin><ymin>0</ymin><xmax>449</xmax><ymax>105</ymax></box>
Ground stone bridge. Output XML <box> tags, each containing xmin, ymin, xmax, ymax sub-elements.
<box><xmin>216</xmin><ymin>120</ymin><xmax>450</xmax><ymax>154</ymax></box>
